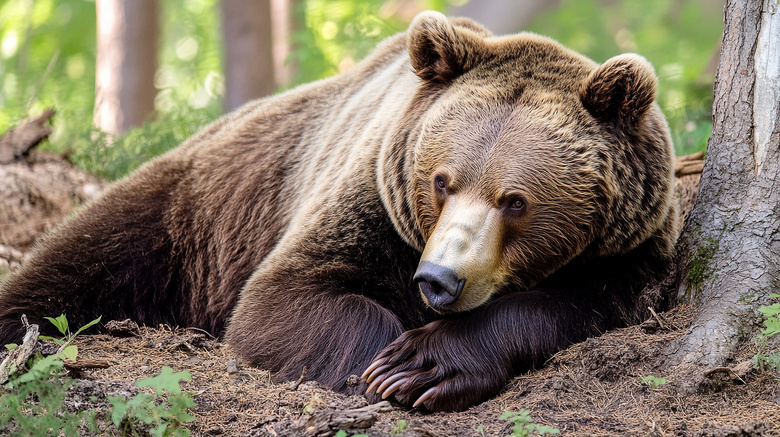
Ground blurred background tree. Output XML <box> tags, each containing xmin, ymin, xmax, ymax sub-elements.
<box><xmin>93</xmin><ymin>0</ymin><xmax>158</xmax><ymax>135</ymax></box>
<box><xmin>0</xmin><ymin>0</ymin><xmax>723</xmax><ymax>180</ymax></box>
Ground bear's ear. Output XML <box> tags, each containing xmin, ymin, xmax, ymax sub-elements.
<box><xmin>580</xmin><ymin>54</ymin><xmax>657</xmax><ymax>129</ymax></box>
<box><xmin>449</xmin><ymin>17</ymin><xmax>493</xmax><ymax>37</ymax></box>
<box><xmin>408</xmin><ymin>11</ymin><xmax>482</xmax><ymax>83</ymax></box>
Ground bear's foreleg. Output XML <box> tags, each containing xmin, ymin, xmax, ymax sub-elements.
<box><xmin>364</xmin><ymin>237</ymin><xmax>671</xmax><ymax>411</ymax></box>
<box><xmin>363</xmin><ymin>288</ymin><xmax>619</xmax><ymax>411</ymax></box>
<box><xmin>225</xmin><ymin>264</ymin><xmax>409</xmax><ymax>396</ymax></box>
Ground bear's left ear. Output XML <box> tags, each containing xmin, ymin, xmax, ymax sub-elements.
<box><xmin>408</xmin><ymin>11</ymin><xmax>483</xmax><ymax>83</ymax></box>
<box><xmin>580</xmin><ymin>54</ymin><xmax>657</xmax><ymax>129</ymax></box>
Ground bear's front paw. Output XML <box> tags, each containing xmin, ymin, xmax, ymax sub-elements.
<box><xmin>361</xmin><ymin>320</ymin><xmax>507</xmax><ymax>412</ymax></box>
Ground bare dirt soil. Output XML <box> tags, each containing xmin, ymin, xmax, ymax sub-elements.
<box><xmin>29</xmin><ymin>303</ymin><xmax>777</xmax><ymax>436</ymax></box>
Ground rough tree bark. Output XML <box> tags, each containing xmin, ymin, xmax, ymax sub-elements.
<box><xmin>94</xmin><ymin>0</ymin><xmax>159</xmax><ymax>135</ymax></box>
<box><xmin>666</xmin><ymin>0</ymin><xmax>780</xmax><ymax>388</ymax></box>
<box><xmin>221</xmin><ymin>0</ymin><xmax>276</xmax><ymax>112</ymax></box>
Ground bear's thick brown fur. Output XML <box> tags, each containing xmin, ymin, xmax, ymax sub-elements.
<box><xmin>0</xmin><ymin>12</ymin><xmax>676</xmax><ymax>411</ymax></box>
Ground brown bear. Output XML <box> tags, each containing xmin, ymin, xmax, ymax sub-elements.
<box><xmin>0</xmin><ymin>11</ymin><xmax>677</xmax><ymax>412</ymax></box>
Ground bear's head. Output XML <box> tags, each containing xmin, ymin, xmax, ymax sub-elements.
<box><xmin>383</xmin><ymin>11</ymin><xmax>676</xmax><ymax>313</ymax></box>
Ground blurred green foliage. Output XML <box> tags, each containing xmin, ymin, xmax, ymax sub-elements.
<box><xmin>67</xmin><ymin>0</ymin><xmax>225</xmax><ymax>178</ymax></box>
<box><xmin>0</xmin><ymin>0</ymin><xmax>224</xmax><ymax>179</ymax></box>
<box><xmin>528</xmin><ymin>0</ymin><xmax>722</xmax><ymax>155</ymax></box>
<box><xmin>0</xmin><ymin>0</ymin><xmax>97</xmax><ymax>140</ymax></box>
<box><xmin>291</xmin><ymin>0</ymin><xmax>451</xmax><ymax>84</ymax></box>
<box><xmin>0</xmin><ymin>0</ymin><xmax>721</xmax><ymax>180</ymax></box>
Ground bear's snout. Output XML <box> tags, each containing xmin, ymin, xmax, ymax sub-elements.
<box><xmin>414</xmin><ymin>260</ymin><xmax>465</xmax><ymax>309</ymax></box>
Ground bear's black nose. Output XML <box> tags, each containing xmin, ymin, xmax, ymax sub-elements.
<box><xmin>414</xmin><ymin>261</ymin><xmax>465</xmax><ymax>309</ymax></box>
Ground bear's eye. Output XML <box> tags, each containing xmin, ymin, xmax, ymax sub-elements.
<box><xmin>508</xmin><ymin>196</ymin><xmax>526</xmax><ymax>211</ymax></box>
<box><xmin>434</xmin><ymin>176</ymin><xmax>446</xmax><ymax>191</ymax></box>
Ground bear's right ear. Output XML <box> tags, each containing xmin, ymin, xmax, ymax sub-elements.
<box><xmin>408</xmin><ymin>11</ymin><xmax>481</xmax><ymax>84</ymax></box>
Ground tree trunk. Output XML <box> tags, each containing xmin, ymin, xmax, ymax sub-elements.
<box><xmin>94</xmin><ymin>0</ymin><xmax>159</xmax><ymax>135</ymax></box>
<box><xmin>271</xmin><ymin>0</ymin><xmax>303</xmax><ymax>87</ymax></box>
<box><xmin>221</xmin><ymin>0</ymin><xmax>276</xmax><ymax>112</ymax></box>
<box><xmin>666</xmin><ymin>0</ymin><xmax>780</xmax><ymax>388</ymax></box>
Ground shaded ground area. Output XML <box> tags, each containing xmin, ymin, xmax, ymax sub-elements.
<box><xmin>26</xmin><ymin>304</ymin><xmax>777</xmax><ymax>436</ymax></box>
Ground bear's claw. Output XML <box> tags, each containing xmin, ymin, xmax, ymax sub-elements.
<box><xmin>362</xmin><ymin>319</ymin><xmax>510</xmax><ymax>412</ymax></box>
<box><xmin>379</xmin><ymin>372</ymin><xmax>409</xmax><ymax>399</ymax></box>
<box><xmin>412</xmin><ymin>387</ymin><xmax>438</xmax><ymax>408</ymax></box>
<box><xmin>361</xmin><ymin>359</ymin><xmax>390</xmax><ymax>383</ymax></box>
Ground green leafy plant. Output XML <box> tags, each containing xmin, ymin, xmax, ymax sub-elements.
<box><xmin>1</xmin><ymin>315</ymin><xmax>103</xmax><ymax>436</ymax></box>
<box><xmin>39</xmin><ymin>314</ymin><xmax>102</xmax><ymax>362</ymax></box>
<box><xmin>0</xmin><ymin>354</ymin><xmax>97</xmax><ymax>436</ymax></box>
<box><xmin>758</xmin><ymin>294</ymin><xmax>780</xmax><ymax>338</ymax></box>
<box><xmin>2</xmin><ymin>315</ymin><xmax>197</xmax><ymax>436</ymax></box>
<box><xmin>753</xmin><ymin>348</ymin><xmax>780</xmax><ymax>375</ymax></box>
<box><xmin>500</xmin><ymin>410</ymin><xmax>560</xmax><ymax>436</ymax></box>
<box><xmin>108</xmin><ymin>366</ymin><xmax>196</xmax><ymax>437</ymax></box>
<box><xmin>640</xmin><ymin>375</ymin><xmax>668</xmax><ymax>391</ymax></box>
<box><xmin>334</xmin><ymin>430</ymin><xmax>368</xmax><ymax>437</ymax></box>
<box><xmin>753</xmin><ymin>294</ymin><xmax>780</xmax><ymax>375</ymax></box>
<box><xmin>391</xmin><ymin>419</ymin><xmax>407</xmax><ymax>434</ymax></box>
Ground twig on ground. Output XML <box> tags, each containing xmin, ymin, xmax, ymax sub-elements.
<box><xmin>648</xmin><ymin>307</ymin><xmax>668</xmax><ymax>330</ymax></box>
<box><xmin>185</xmin><ymin>326</ymin><xmax>216</xmax><ymax>339</ymax></box>
<box><xmin>299</xmin><ymin>401</ymin><xmax>394</xmax><ymax>436</ymax></box>
<box><xmin>289</xmin><ymin>366</ymin><xmax>308</xmax><ymax>391</ymax></box>
<box><xmin>674</xmin><ymin>152</ymin><xmax>705</xmax><ymax>177</ymax></box>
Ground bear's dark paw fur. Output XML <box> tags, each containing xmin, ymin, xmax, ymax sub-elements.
<box><xmin>362</xmin><ymin>319</ymin><xmax>508</xmax><ymax>412</ymax></box>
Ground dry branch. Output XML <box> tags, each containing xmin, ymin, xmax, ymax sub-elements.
<box><xmin>289</xmin><ymin>366</ymin><xmax>308</xmax><ymax>391</ymax></box>
<box><xmin>63</xmin><ymin>358</ymin><xmax>111</xmax><ymax>378</ymax></box>
<box><xmin>677</xmin><ymin>151</ymin><xmax>704</xmax><ymax>162</ymax></box>
<box><xmin>675</xmin><ymin>160</ymin><xmax>705</xmax><ymax>177</ymax></box>
<box><xmin>647</xmin><ymin>307</ymin><xmax>667</xmax><ymax>330</ymax></box>
<box><xmin>299</xmin><ymin>401</ymin><xmax>394</xmax><ymax>436</ymax></box>
<box><xmin>0</xmin><ymin>109</ymin><xmax>54</xmax><ymax>164</ymax></box>
<box><xmin>63</xmin><ymin>358</ymin><xmax>110</xmax><ymax>371</ymax></box>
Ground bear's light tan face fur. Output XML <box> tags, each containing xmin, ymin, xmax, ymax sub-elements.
<box><xmin>412</xmin><ymin>99</ymin><xmax>603</xmax><ymax>312</ymax></box>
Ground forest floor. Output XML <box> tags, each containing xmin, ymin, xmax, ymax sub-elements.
<box><xmin>14</xmin><ymin>303</ymin><xmax>774</xmax><ymax>437</ymax></box>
